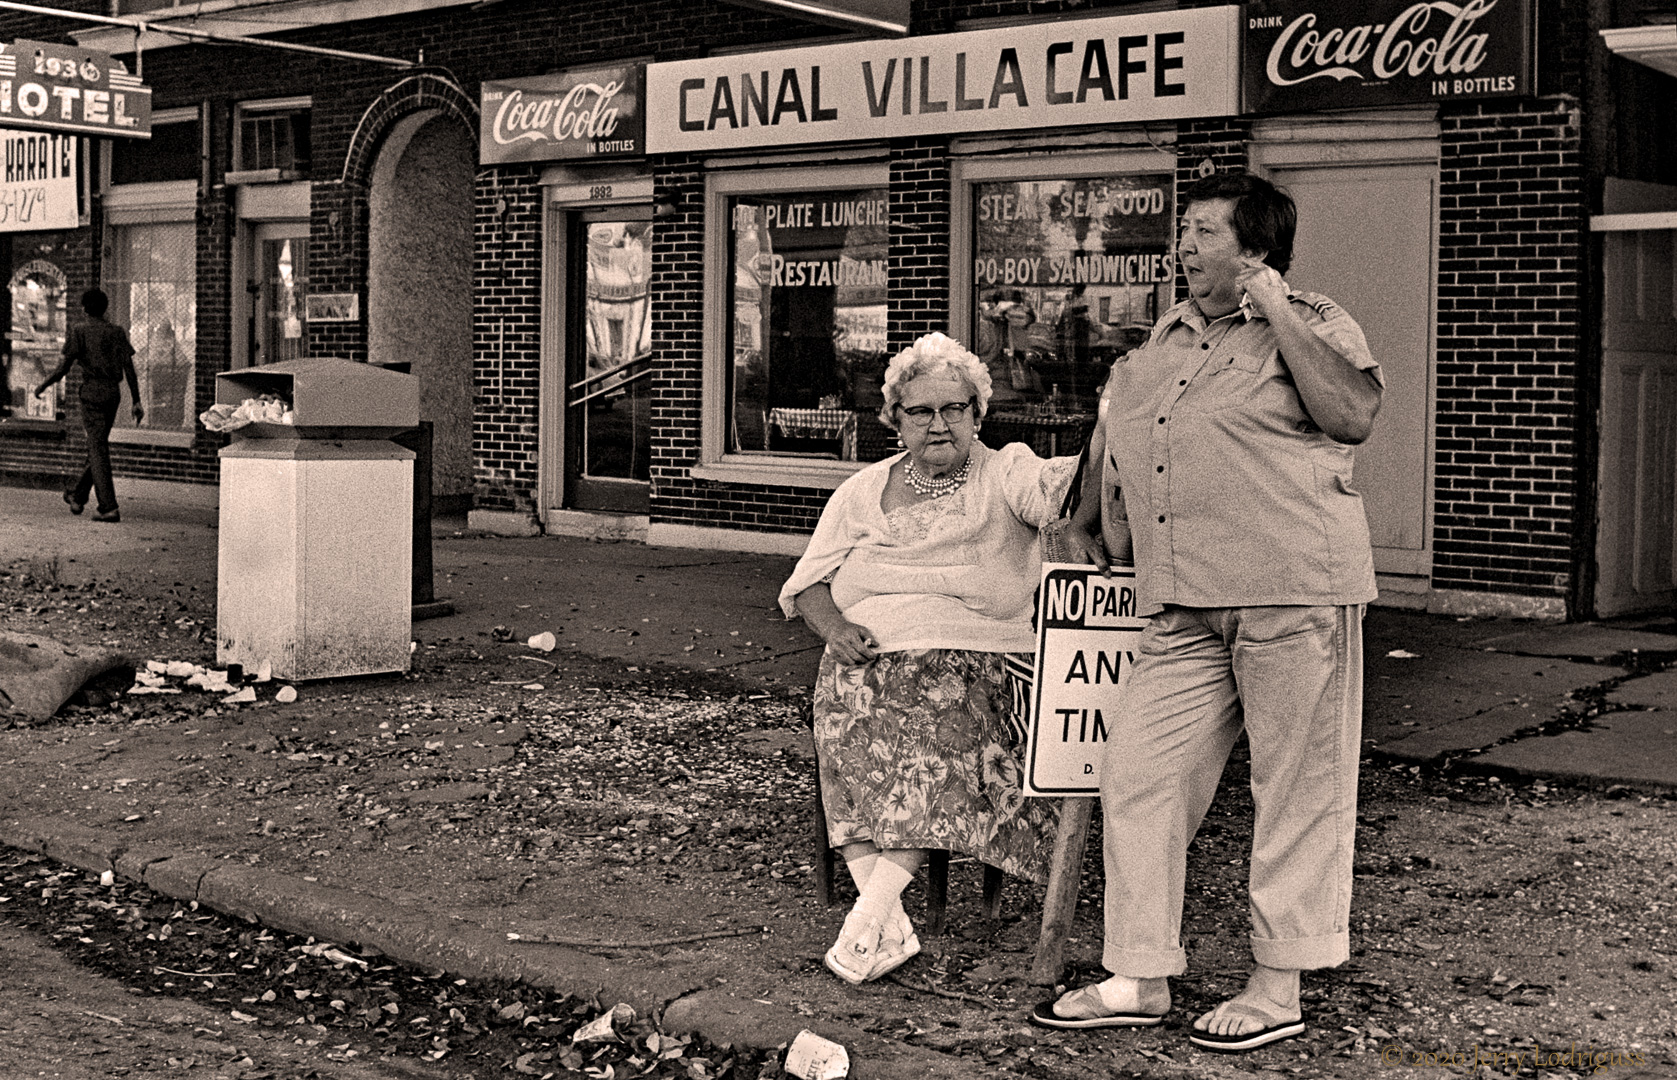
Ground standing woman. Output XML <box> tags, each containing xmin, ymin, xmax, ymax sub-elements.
<box><xmin>779</xmin><ymin>332</ymin><xmax>1100</xmax><ymax>985</ymax></box>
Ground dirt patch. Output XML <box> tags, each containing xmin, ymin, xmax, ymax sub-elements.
<box><xmin>3</xmin><ymin>561</ymin><xmax>1677</xmax><ymax>1079</ymax></box>
<box><xmin>0</xmin><ymin>847</ymin><xmax>767</xmax><ymax>1079</ymax></box>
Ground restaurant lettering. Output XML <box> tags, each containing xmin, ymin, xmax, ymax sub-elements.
<box><xmin>737</xmin><ymin>198</ymin><xmax>889</xmax><ymax>230</ymax></box>
<box><xmin>978</xmin><ymin>186</ymin><xmax>1168</xmax><ymax>221</ymax></box>
<box><xmin>647</xmin><ymin>7</ymin><xmax>1240</xmax><ymax>153</ymax></box>
<box><xmin>1244</xmin><ymin>0</ymin><xmax>1532</xmax><ymax>112</ymax></box>
<box><xmin>975</xmin><ymin>253</ymin><xmax>1176</xmax><ymax>286</ymax></box>
<box><xmin>480</xmin><ymin>64</ymin><xmax>645</xmax><ymax>164</ymax></box>
<box><xmin>767</xmin><ymin>256</ymin><xmax>887</xmax><ymax>288</ymax></box>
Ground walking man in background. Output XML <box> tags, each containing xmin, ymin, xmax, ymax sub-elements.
<box><xmin>1038</xmin><ymin>172</ymin><xmax>1383</xmax><ymax>1051</ymax></box>
<box><xmin>34</xmin><ymin>288</ymin><xmax>143</xmax><ymax>523</ymax></box>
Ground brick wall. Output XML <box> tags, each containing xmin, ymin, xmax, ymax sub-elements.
<box><xmin>0</xmin><ymin>0</ymin><xmax>1603</xmax><ymax>613</ymax></box>
<box><xmin>308</xmin><ymin>184</ymin><xmax>371</xmax><ymax>362</ymax></box>
<box><xmin>647</xmin><ymin>156</ymin><xmax>704</xmax><ymax>505</ymax></box>
<box><xmin>472</xmin><ymin>166</ymin><xmax>544</xmax><ymax>514</ymax></box>
<box><xmin>1433</xmin><ymin>98</ymin><xmax>1584</xmax><ymax>599</ymax></box>
<box><xmin>0</xmin><ymin>0</ymin><xmax>816</xmax><ymax>495</ymax></box>
<box><xmin>1173</xmin><ymin>118</ymin><xmax>1250</xmax><ymax>305</ymax></box>
<box><xmin>888</xmin><ymin>138</ymin><xmax>952</xmax><ymax>354</ymax></box>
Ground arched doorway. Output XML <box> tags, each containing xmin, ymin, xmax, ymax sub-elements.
<box><xmin>367</xmin><ymin>111</ymin><xmax>474</xmax><ymax>510</ymax></box>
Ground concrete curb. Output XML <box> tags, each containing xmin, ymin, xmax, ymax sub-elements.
<box><xmin>0</xmin><ymin>816</ymin><xmax>976</xmax><ymax>1080</ymax></box>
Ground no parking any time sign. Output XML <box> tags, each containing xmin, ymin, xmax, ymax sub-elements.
<box><xmin>1025</xmin><ymin>564</ymin><xmax>1147</xmax><ymax>796</ymax></box>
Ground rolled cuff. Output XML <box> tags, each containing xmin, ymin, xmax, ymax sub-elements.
<box><xmin>1250</xmin><ymin>931</ymin><xmax>1349</xmax><ymax>971</ymax></box>
<box><xmin>1102</xmin><ymin>943</ymin><xmax>1186</xmax><ymax>980</ymax></box>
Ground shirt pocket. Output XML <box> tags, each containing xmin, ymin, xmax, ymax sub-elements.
<box><xmin>1184</xmin><ymin>348</ymin><xmax>1270</xmax><ymax>414</ymax></box>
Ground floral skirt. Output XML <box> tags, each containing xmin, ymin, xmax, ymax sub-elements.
<box><xmin>813</xmin><ymin>648</ymin><xmax>1059</xmax><ymax>884</ymax></box>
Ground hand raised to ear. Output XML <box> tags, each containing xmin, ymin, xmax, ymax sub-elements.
<box><xmin>1236</xmin><ymin>258</ymin><xmax>1289</xmax><ymax>319</ymax></box>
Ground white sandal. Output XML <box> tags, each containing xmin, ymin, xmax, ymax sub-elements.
<box><xmin>824</xmin><ymin>910</ymin><xmax>884</xmax><ymax>985</ymax></box>
<box><xmin>866</xmin><ymin>913</ymin><xmax>920</xmax><ymax>981</ymax></box>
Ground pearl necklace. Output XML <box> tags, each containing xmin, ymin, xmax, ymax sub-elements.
<box><xmin>905</xmin><ymin>456</ymin><xmax>971</xmax><ymax>498</ymax></box>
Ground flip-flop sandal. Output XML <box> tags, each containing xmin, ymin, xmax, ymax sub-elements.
<box><xmin>1187</xmin><ymin>1002</ymin><xmax>1306</xmax><ymax>1052</ymax></box>
<box><xmin>1029</xmin><ymin>985</ymin><xmax>1168</xmax><ymax>1030</ymax></box>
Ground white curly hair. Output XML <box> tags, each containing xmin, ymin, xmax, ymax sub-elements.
<box><xmin>877</xmin><ymin>332</ymin><xmax>993</xmax><ymax>430</ymax></box>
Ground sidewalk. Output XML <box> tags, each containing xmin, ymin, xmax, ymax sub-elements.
<box><xmin>3</xmin><ymin>484</ymin><xmax>1677</xmax><ymax>1077</ymax></box>
<box><xmin>6</xmin><ymin>484</ymin><xmax>1674</xmax><ymax>790</ymax></box>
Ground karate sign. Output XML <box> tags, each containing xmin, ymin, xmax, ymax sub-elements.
<box><xmin>0</xmin><ymin>40</ymin><xmax>152</xmax><ymax>139</ymax></box>
<box><xmin>1025</xmin><ymin>564</ymin><xmax>1146</xmax><ymax>796</ymax></box>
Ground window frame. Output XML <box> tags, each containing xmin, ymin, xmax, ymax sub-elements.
<box><xmin>102</xmin><ymin>180</ymin><xmax>198</xmax><ymax>448</ymax></box>
<box><xmin>104</xmin><ymin>105</ymin><xmax>200</xmax><ymax>190</ymax></box>
<box><xmin>695</xmin><ymin>161</ymin><xmax>890</xmax><ymax>490</ymax></box>
<box><xmin>232</xmin><ymin>95</ymin><xmax>313</xmax><ymax>180</ymax></box>
<box><xmin>948</xmin><ymin>147</ymin><xmax>1180</xmax><ymax>358</ymax></box>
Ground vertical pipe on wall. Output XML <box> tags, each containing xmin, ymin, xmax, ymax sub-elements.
<box><xmin>1571</xmin><ymin>0</ymin><xmax>1615</xmax><ymax>618</ymax></box>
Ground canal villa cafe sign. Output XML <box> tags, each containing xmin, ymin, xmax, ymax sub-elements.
<box><xmin>0</xmin><ymin>40</ymin><xmax>152</xmax><ymax>139</ymax></box>
<box><xmin>638</xmin><ymin>0</ymin><xmax>1536</xmax><ymax>153</ymax></box>
<box><xmin>644</xmin><ymin>7</ymin><xmax>1242</xmax><ymax>153</ymax></box>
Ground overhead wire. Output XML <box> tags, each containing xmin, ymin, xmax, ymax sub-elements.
<box><xmin>0</xmin><ymin>1</ymin><xmax>417</xmax><ymax>69</ymax></box>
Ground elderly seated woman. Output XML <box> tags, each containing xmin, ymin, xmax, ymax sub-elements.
<box><xmin>779</xmin><ymin>331</ymin><xmax>1098</xmax><ymax>986</ymax></box>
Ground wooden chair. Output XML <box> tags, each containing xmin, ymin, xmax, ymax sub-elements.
<box><xmin>807</xmin><ymin>701</ymin><xmax>1005</xmax><ymax>936</ymax></box>
<box><xmin>812</xmin><ymin>768</ymin><xmax>1093</xmax><ymax>984</ymax></box>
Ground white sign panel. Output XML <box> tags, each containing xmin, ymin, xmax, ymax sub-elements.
<box><xmin>1026</xmin><ymin>563</ymin><xmax>1147</xmax><ymax>796</ymax></box>
<box><xmin>645</xmin><ymin>6</ymin><xmax>1242</xmax><ymax>154</ymax></box>
<box><xmin>0</xmin><ymin>129</ymin><xmax>77</xmax><ymax>231</ymax></box>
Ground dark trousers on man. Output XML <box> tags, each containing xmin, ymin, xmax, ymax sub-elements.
<box><xmin>70</xmin><ymin>385</ymin><xmax>122</xmax><ymax>514</ymax></box>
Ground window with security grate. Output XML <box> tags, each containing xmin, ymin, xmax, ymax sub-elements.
<box><xmin>106</xmin><ymin>220</ymin><xmax>197</xmax><ymax>431</ymax></box>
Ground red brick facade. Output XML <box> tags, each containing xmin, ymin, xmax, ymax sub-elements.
<box><xmin>0</xmin><ymin>0</ymin><xmax>1650</xmax><ymax>618</ymax></box>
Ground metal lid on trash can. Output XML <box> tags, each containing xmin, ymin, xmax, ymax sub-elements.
<box><xmin>215</xmin><ymin>357</ymin><xmax>419</xmax><ymax>437</ymax></box>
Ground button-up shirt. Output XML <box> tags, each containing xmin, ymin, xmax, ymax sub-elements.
<box><xmin>1100</xmin><ymin>291</ymin><xmax>1382</xmax><ymax>615</ymax></box>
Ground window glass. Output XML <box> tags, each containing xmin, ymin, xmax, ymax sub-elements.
<box><xmin>238</xmin><ymin>107</ymin><xmax>312</xmax><ymax>175</ymax></box>
<box><xmin>110</xmin><ymin>118</ymin><xmax>199</xmax><ymax>185</ymax></box>
<box><xmin>4</xmin><ymin>260</ymin><xmax>68</xmax><ymax>420</ymax></box>
<box><xmin>727</xmin><ymin>187</ymin><xmax>890</xmax><ymax>462</ymax></box>
<box><xmin>106</xmin><ymin>221</ymin><xmax>196</xmax><ymax>430</ymax></box>
<box><xmin>256</xmin><ymin>234</ymin><xmax>307</xmax><ymax>365</ymax></box>
<box><xmin>579</xmin><ymin>219</ymin><xmax>653</xmax><ymax>482</ymax></box>
<box><xmin>972</xmin><ymin>174</ymin><xmax>1174</xmax><ymax>455</ymax></box>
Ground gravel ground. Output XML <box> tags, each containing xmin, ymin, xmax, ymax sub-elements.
<box><xmin>4</xmin><ymin>562</ymin><xmax>1677</xmax><ymax>1079</ymax></box>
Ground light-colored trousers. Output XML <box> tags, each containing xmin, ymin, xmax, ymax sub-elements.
<box><xmin>1099</xmin><ymin>604</ymin><xmax>1363</xmax><ymax>977</ymax></box>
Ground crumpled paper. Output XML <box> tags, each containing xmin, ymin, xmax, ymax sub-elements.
<box><xmin>200</xmin><ymin>394</ymin><xmax>295</xmax><ymax>432</ymax></box>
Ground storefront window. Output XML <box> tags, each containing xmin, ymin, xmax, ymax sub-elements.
<box><xmin>5</xmin><ymin>260</ymin><xmax>68</xmax><ymax>421</ymax></box>
<box><xmin>726</xmin><ymin>186</ymin><xmax>890</xmax><ymax>462</ymax></box>
<box><xmin>106</xmin><ymin>220</ymin><xmax>197</xmax><ymax>431</ymax></box>
<box><xmin>971</xmin><ymin>174</ymin><xmax>1174</xmax><ymax>456</ymax></box>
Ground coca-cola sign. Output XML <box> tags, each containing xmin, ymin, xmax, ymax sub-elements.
<box><xmin>1243</xmin><ymin>0</ymin><xmax>1533</xmax><ymax>113</ymax></box>
<box><xmin>479</xmin><ymin>63</ymin><xmax>645</xmax><ymax>164</ymax></box>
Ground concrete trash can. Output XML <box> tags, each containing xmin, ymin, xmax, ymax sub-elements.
<box><xmin>214</xmin><ymin>358</ymin><xmax>420</xmax><ymax>681</ymax></box>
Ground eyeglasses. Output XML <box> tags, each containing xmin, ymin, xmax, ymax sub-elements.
<box><xmin>898</xmin><ymin>400</ymin><xmax>976</xmax><ymax>427</ymax></box>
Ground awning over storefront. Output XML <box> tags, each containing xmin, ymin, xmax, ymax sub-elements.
<box><xmin>1601</xmin><ymin>24</ymin><xmax>1677</xmax><ymax>78</ymax></box>
<box><xmin>724</xmin><ymin>0</ymin><xmax>909</xmax><ymax>35</ymax></box>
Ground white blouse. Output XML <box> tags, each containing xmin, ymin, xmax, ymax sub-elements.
<box><xmin>779</xmin><ymin>441</ymin><xmax>1077</xmax><ymax>654</ymax></box>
